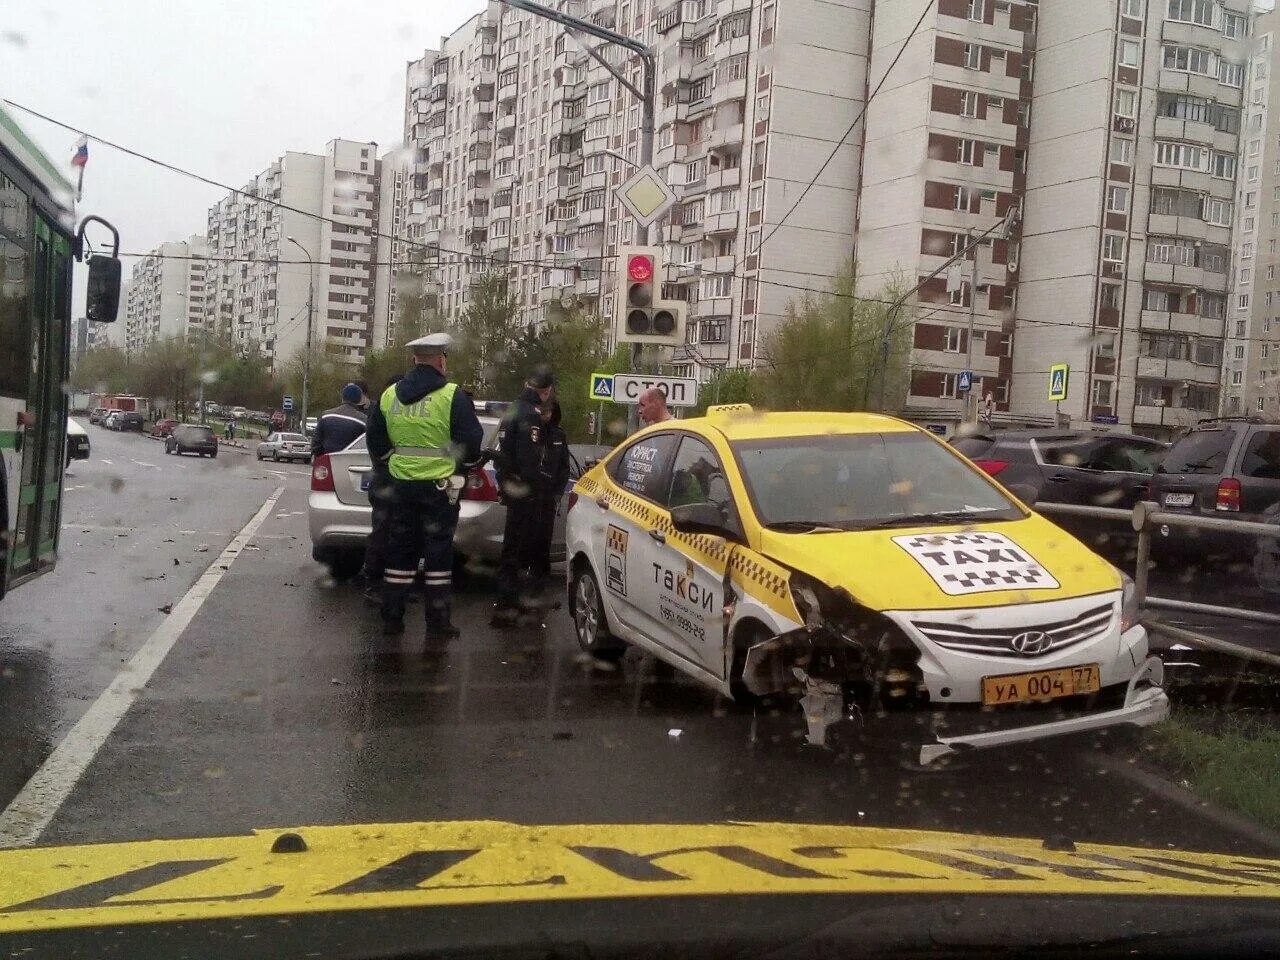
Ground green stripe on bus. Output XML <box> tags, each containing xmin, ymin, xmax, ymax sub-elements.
<box><xmin>18</xmin><ymin>485</ymin><xmax>36</xmax><ymax>505</ymax></box>
<box><xmin>35</xmin><ymin>218</ymin><xmax>49</xmax><ymax>240</ymax></box>
<box><xmin>41</xmin><ymin>480</ymin><xmax>60</xmax><ymax>499</ymax></box>
<box><xmin>37</xmin><ymin>538</ymin><xmax>57</xmax><ymax>556</ymax></box>
<box><xmin>0</xmin><ymin>431</ymin><xmax>16</xmax><ymax>450</ymax></box>
<box><xmin>11</xmin><ymin>545</ymin><xmax>30</xmax><ymax>565</ymax></box>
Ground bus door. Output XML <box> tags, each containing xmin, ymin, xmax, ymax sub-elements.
<box><xmin>7</xmin><ymin>217</ymin><xmax>70</xmax><ymax>586</ymax></box>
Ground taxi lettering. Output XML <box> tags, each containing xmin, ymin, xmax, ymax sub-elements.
<box><xmin>652</xmin><ymin>563</ymin><xmax>715</xmax><ymax>612</ymax></box>
<box><xmin>920</xmin><ymin>547</ymin><xmax>1029</xmax><ymax>566</ymax></box>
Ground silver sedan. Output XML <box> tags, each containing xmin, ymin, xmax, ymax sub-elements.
<box><xmin>256</xmin><ymin>432</ymin><xmax>312</xmax><ymax>463</ymax></box>
<box><xmin>306</xmin><ymin>418</ymin><xmax>603</xmax><ymax>579</ymax></box>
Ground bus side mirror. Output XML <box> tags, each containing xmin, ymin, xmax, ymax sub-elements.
<box><xmin>86</xmin><ymin>255</ymin><xmax>121</xmax><ymax>323</ymax></box>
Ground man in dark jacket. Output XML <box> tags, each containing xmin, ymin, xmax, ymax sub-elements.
<box><xmin>491</xmin><ymin>366</ymin><xmax>555</xmax><ymax>624</ymax></box>
<box><xmin>366</xmin><ymin>334</ymin><xmax>484</xmax><ymax>641</ymax></box>
<box><xmin>311</xmin><ymin>383</ymin><xmax>368</xmax><ymax>457</ymax></box>
<box><xmin>530</xmin><ymin>399</ymin><xmax>570</xmax><ymax>595</ymax></box>
<box><xmin>361</xmin><ymin>373</ymin><xmax>403</xmax><ymax>601</ymax></box>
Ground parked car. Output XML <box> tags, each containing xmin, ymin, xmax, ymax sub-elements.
<box><xmin>952</xmin><ymin>429</ymin><xmax>1166</xmax><ymax>554</ymax></box>
<box><xmin>150</xmin><ymin>418</ymin><xmax>179</xmax><ymax>438</ymax></box>
<box><xmin>307</xmin><ymin>422</ymin><xmax>587</xmax><ymax>578</ymax></box>
<box><xmin>165</xmin><ymin>424</ymin><xmax>218</xmax><ymax>458</ymax></box>
<box><xmin>257</xmin><ymin>432</ymin><xmax>311</xmax><ymax>463</ymax></box>
<box><xmin>303</xmin><ymin>416</ymin><xmax>318</xmax><ymax>436</ymax></box>
<box><xmin>88</xmin><ymin>407</ymin><xmax>108</xmax><ymax>425</ymax></box>
<box><xmin>102</xmin><ymin>410</ymin><xmax>144</xmax><ymax>432</ymax></box>
<box><xmin>1148</xmin><ymin>417</ymin><xmax>1280</xmax><ymax>560</ymax></box>
<box><xmin>65</xmin><ymin>417</ymin><xmax>90</xmax><ymax>467</ymax></box>
<box><xmin>231</xmin><ymin>406</ymin><xmax>247</xmax><ymax>419</ymax></box>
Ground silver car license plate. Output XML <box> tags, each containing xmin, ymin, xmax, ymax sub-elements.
<box><xmin>1164</xmin><ymin>492</ymin><xmax>1194</xmax><ymax>507</ymax></box>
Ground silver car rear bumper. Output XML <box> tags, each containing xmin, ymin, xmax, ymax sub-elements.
<box><xmin>308</xmin><ymin>491</ymin><xmax>504</xmax><ymax>562</ymax></box>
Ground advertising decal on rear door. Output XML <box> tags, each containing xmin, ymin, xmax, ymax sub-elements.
<box><xmin>892</xmin><ymin>532</ymin><xmax>1060</xmax><ymax>596</ymax></box>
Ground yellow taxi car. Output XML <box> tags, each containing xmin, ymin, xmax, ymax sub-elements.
<box><xmin>565</xmin><ymin>406</ymin><xmax>1168</xmax><ymax>764</ymax></box>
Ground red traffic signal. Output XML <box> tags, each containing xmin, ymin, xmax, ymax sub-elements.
<box><xmin>627</xmin><ymin>255</ymin><xmax>654</xmax><ymax>282</ymax></box>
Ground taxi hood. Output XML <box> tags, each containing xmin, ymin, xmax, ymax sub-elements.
<box><xmin>756</xmin><ymin>513</ymin><xmax>1121</xmax><ymax>612</ymax></box>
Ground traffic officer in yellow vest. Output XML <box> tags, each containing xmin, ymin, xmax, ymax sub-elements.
<box><xmin>365</xmin><ymin>332</ymin><xmax>484</xmax><ymax>641</ymax></box>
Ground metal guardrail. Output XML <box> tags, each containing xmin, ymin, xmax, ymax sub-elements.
<box><xmin>1036</xmin><ymin>499</ymin><xmax>1280</xmax><ymax>667</ymax></box>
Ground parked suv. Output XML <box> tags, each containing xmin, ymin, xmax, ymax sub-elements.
<box><xmin>1148</xmin><ymin>418</ymin><xmax>1280</xmax><ymax>558</ymax></box>
<box><xmin>952</xmin><ymin>429</ymin><xmax>1166</xmax><ymax>552</ymax></box>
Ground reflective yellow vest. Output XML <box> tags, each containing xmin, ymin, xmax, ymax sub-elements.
<box><xmin>381</xmin><ymin>381</ymin><xmax>458</xmax><ymax>481</ymax></box>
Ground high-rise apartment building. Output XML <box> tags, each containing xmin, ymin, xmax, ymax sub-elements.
<box><xmin>122</xmin><ymin>235</ymin><xmax>209</xmax><ymax>353</ymax></box>
<box><xmin>1225</xmin><ymin>4</ymin><xmax>1277</xmax><ymax>416</ymax></box>
<box><xmin>403</xmin><ymin>0</ymin><xmax>868</xmax><ymax>376</ymax></box>
<box><xmin>373</xmin><ymin>149</ymin><xmax>410</xmax><ymax>348</ymax></box>
<box><xmin>406</xmin><ymin>0</ymin><xmax>1260</xmax><ymax>433</ymax></box>
<box><xmin>1013</xmin><ymin>0</ymin><xmax>1251</xmax><ymax>438</ymax></box>
<box><xmin>204</xmin><ymin>138</ymin><xmax>384</xmax><ymax>369</ymax></box>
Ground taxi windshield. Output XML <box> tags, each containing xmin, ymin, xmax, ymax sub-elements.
<box><xmin>733</xmin><ymin>431</ymin><xmax>1024</xmax><ymax>530</ymax></box>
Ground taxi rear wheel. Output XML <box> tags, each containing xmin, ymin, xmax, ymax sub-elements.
<box><xmin>570</xmin><ymin>564</ymin><xmax>625</xmax><ymax>661</ymax></box>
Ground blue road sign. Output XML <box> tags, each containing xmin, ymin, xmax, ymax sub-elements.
<box><xmin>589</xmin><ymin>373</ymin><xmax>615</xmax><ymax>400</ymax></box>
<box><xmin>283</xmin><ymin>395</ymin><xmax>295</xmax><ymax>412</ymax></box>
<box><xmin>957</xmin><ymin>370</ymin><xmax>973</xmax><ymax>393</ymax></box>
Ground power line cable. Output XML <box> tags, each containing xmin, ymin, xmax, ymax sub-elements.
<box><xmin>757</xmin><ymin>0</ymin><xmax>937</xmax><ymax>251</ymax></box>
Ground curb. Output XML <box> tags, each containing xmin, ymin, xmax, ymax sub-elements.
<box><xmin>1092</xmin><ymin>751</ymin><xmax>1280</xmax><ymax>854</ymax></box>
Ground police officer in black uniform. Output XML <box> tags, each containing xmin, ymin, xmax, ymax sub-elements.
<box><xmin>491</xmin><ymin>367</ymin><xmax>555</xmax><ymax>625</ymax></box>
<box><xmin>366</xmin><ymin>334</ymin><xmax>483</xmax><ymax>642</ymax></box>
<box><xmin>311</xmin><ymin>382</ymin><xmax>368</xmax><ymax>457</ymax></box>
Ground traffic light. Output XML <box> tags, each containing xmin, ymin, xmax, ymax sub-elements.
<box><xmin>615</xmin><ymin>245</ymin><xmax>686</xmax><ymax>345</ymax></box>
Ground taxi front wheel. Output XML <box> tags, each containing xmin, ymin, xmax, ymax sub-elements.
<box><xmin>570</xmin><ymin>564</ymin><xmax>625</xmax><ymax>661</ymax></box>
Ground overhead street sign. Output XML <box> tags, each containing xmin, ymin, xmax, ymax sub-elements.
<box><xmin>589</xmin><ymin>373</ymin><xmax>615</xmax><ymax>400</ymax></box>
<box><xmin>612</xmin><ymin>373</ymin><xmax>699</xmax><ymax>408</ymax></box>
<box><xmin>616</xmin><ymin>165</ymin><xmax>678</xmax><ymax>229</ymax></box>
<box><xmin>282</xmin><ymin>395</ymin><xmax>295</xmax><ymax>412</ymax></box>
<box><xmin>1048</xmin><ymin>363</ymin><xmax>1069</xmax><ymax>402</ymax></box>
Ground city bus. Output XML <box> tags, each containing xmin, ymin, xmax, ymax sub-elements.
<box><xmin>0</xmin><ymin>103</ymin><xmax>121</xmax><ymax>601</ymax></box>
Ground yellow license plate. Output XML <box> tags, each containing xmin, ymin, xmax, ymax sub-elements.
<box><xmin>982</xmin><ymin>664</ymin><xmax>1101</xmax><ymax>706</ymax></box>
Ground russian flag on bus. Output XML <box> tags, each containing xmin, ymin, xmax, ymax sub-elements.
<box><xmin>70</xmin><ymin>136</ymin><xmax>89</xmax><ymax>168</ymax></box>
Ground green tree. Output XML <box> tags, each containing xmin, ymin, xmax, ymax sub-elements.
<box><xmin>756</xmin><ymin>263</ymin><xmax>911</xmax><ymax>412</ymax></box>
<box><xmin>452</xmin><ymin>271</ymin><xmax>523</xmax><ymax>399</ymax></box>
<box><xmin>691</xmin><ymin>368</ymin><xmax>758</xmax><ymax>415</ymax></box>
<box><xmin>72</xmin><ymin>345</ymin><xmax>132</xmax><ymax>394</ymax></box>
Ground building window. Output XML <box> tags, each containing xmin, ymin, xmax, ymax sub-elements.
<box><xmin>960</xmin><ymin>91</ymin><xmax>979</xmax><ymax>117</ymax></box>
<box><xmin>1107</xmin><ymin>185</ymin><xmax>1129</xmax><ymax>212</ymax></box>
<box><xmin>1241</xmin><ymin>267</ymin><xmax>1253</xmax><ymax>283</ymax></box>
<box><xmin>1162</xmin><ymin>44</ymin><xmax>1214</xmax><ymax>75</ymax></box>
<box><xmin>1239</xmin><ymin>293</ymin><xmax>1251</xmax><ymax>309</ymax></box>
<box><xmin>700</xmin><ymin>274</ymin><xmax>732</xmax><ymax>299</ymax></box>
<box><xmin>1232</xmin><ymin>369</ymin><xmax>1244</xmax><ymax>385</ymax></box>
<box><xmin>1110</xmin><ymin>138</ymin><xmax>1133</xmax><ymax>165</ymax></box>
<box><xmin>964</xmin><ymin>43</ymin><xmax>982</xmax><ymax>69</ymax></box>
<box><xmin>1242</xmin><ymin>241</ymin><xmax>1254</xmax><ymax>259</ymax></box>
<box><xmin>1092</xmin><ymin>379</ymin><xmax>1114</xmax><ymax>406</ymax></box>
<box><xmin>944</xmin><ymin>327</ymin><xmax>963</xmax><ymax>352</ymax></box>
<box><xmin>1203</xmin><ymin>197</ymin><xmax>1233</xmax><ymax>225</ymax></box>
<box><xmin>954</xmin><ymin>186</ymin><xmax>972</xmax><ymax>210</ymax></box>
<box><xmin>1223</xmin><ymin>12</ymin><xmax>1248</xmax><ymax>38</ymax></box>
<box><xmin>957</xmin><ymin>139</ymin><xmax>976</xmax><ymax>164</ymax></box>
<box><xmin>1246</xmin><ymin>190</ymin><xmax>1258</xmax><ymax>208</ymax></box>
<box><xmin>1122</xmin><ymin>0</ymin><xmax>1143</xmax><ymax>17</ymax></box>
<box><xmin>1114</xmin><ymin>88</ymin><xmax>1137</xmax><ymax>118</ymax></box>
<box><xmin>1167</xmin><ymin>0</ymin><xmax>1216</xmax><ymax>27</ymax></box>
<box><xmin>940</xmin><ymin>373</ymin><xmax>959</xmax><ymax>398</ymax></box>
<box><xmin>1155</xmin><ymin>141</ymin><xmax>1208</xmax><ymax>171</ymax></box>
<box><xmin>1103</xmin><ymin>233</ymin><xmax>1126</xmax><ymax>262</ymax></box>
<box><xmin>1211</xmin><ymin>152</ymin><xmax>1237</xmax><ymax>178</ymax></box>
<box><xmin>1144</xmin><ymin>288</ymin><xmax>1171</xmax><ymax>311</ymax></box>
<box><xmin>1220</xmin><ymin>61</ymin><xmax>1246</xmax><ymax>87</ymax></box>
<box><xmin>1118</xmin><ymin>40</ymin><xmax>1140</xmax><ymax>67</ymax></box>
<box><xmin>1100</xmin><ymin>283</ymin><xmax>1121</xmax><ymax>308</ymax></box>
<box><xmin>967</xmin><ymin>0</ymin><xmax>986</xmax><ymax>21</ymax></box>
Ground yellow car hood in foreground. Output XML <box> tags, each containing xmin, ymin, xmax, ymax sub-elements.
<box><xmin>757</xmin><ymin>514</ymin><xmax>1120</xmax><ymax>612</ymax></box>
<box><xmin>2</xmin><ymin>820</ymin><xmax>1279</xmax><ymax>933</ymax></box>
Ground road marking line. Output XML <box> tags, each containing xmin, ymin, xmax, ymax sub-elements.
<box><xmin>129</xmin><ymin>459</ymin><xmax>159</xmax><ymax>469</ymax></box>
<box><xmin>98</xmin><ymin>459</ymin><xmax>113</xmax><ymax>465</ymax></box>
<box><xmin>0</xmin><ymin>485</ymin><xmax>286</xmax><ymax>848</ymax></box>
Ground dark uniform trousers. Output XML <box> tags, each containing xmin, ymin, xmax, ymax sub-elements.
<box><xmin>381</xmin><ymin>478</ymin><xmax>460</xmax><ymax>627</ymax></box>
<box><xmin>362</xmin><ymin>469</ymin><xmax>392</xmax><ymax>581</ymax></box>
<box><xmin>496</xmin><ymin>493</ymin><xmax>545</xmax><ymax>609</ymax></box>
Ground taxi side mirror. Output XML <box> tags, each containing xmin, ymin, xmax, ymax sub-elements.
<box><xmin>670</xmin><ymin>501</ymin><xmax>737</xmax><ymax>541</ymax></box>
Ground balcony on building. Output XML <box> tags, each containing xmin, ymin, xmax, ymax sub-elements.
<box><xmin>704</xmin><ymin>162</ymin><xmax>740</xmax><ymax>192</ymax></box>
<box><xmin>468</xmin><ymin>143</ymin><xmax>492</xmax><ymax>175</ymax></box>
<box><xmin>692</xmin><ymin>296</ymin><xmax>732</xmax><ymax>319</ymax></box>
<box><xmin>703</xmin><ymin>210</ymin><xmax>739</xmax><ymax>237</ymax></box>
<box><xmin>548</xmin><ymin>136</ymin><xmax>582</xmax><ymax>169</ymax></box>
<box><xmin>706</xmin><ymin>120</ymin><xmax>744</xmax><ymax>154</ymax></box>
<box><xmin>498</xmin><ymin>74</ymin><xmax>519</xmax><ymax>105</ymax></box>
<box><xmin>1132</xmin><ymin>401</ymin><xmax>1217</xmax><ymax>430</ymax></box>
<box><xmin>472</xmin><ymin>75</ymin><xmax>496</xmax><ymax>101</ymax></box>
<box><xmin>588</xmin><ymin>0</ymin><xmax>616</xmax><ymax>29</ymax></box>
<box><xmin>495</xmin><ymin>108</ymin><xmax>517</xmax><ymax>134</ymax></box>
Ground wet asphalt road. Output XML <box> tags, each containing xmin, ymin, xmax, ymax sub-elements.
<box><xmin>1</xmin><ymin>422</ymin><xmax>1275</xmax><ymax>860</ymax></box>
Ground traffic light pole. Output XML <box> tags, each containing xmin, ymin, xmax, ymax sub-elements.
<box><xmin>498</xmin><ymin>0</ymin><xmax>657</xmax><ymax>428</ymax></box>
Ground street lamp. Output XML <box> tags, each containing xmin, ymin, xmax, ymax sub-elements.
<box><xmin>285</xmin><ymin>235</ymin><xmax>316</xmax><ymax>428</ymax></box>
<box><xmin>601</xmin><ymin>148</ymin><xmax>638</xmax><ymax>171</ymax></box>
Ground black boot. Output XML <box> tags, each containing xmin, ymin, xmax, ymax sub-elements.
<box><xmin>425</xmin><ymin>598</ymin><xmax>460</xmax><ymax>642</ymax></box>
<box><xmin>381</xmin><ymin>584</ymin><xmax>407</xmax><ymax>636</ymax></box>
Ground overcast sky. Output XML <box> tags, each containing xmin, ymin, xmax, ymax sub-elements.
<box><xmin>2</xmin><ymin>0</ymin><xmax>485</xmax><ymax>264</ymax></box>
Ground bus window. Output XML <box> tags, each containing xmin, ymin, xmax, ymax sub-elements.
<box><xmin>0</xmin><ymin>174</ymin><xmax>31</xmax><ymax>401</ymax></box>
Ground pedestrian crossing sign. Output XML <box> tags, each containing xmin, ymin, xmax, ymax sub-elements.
<box><xmin>1048</xmin><ymin>363</ymin><xmax>1069</xmax><ymax>402</ymax></box>
<box><xmin>590</xmin><ymin>373</ymin><xmax>615</xmax><ymax>400</ymax></box>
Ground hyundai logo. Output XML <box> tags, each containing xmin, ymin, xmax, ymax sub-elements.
<box><xmin>1009</xmin><ymin>630</ymin><xmax>1051</xmax><ymax>656</ymax></box>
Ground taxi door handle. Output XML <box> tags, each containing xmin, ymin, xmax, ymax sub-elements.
<box><xmin>1046</xmin><ymin>474</ymin><xmax>1072</xmax><ymax>484</ymax></box>
<box><xmin>595</xmin><ymin>495</ymin><xmax>610</xmax><ymax>510</ymax></box>
<box><xmin>649</xmin><ymin>529</ymin><xmax>666</xmax><ymax>544</ymax></box>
